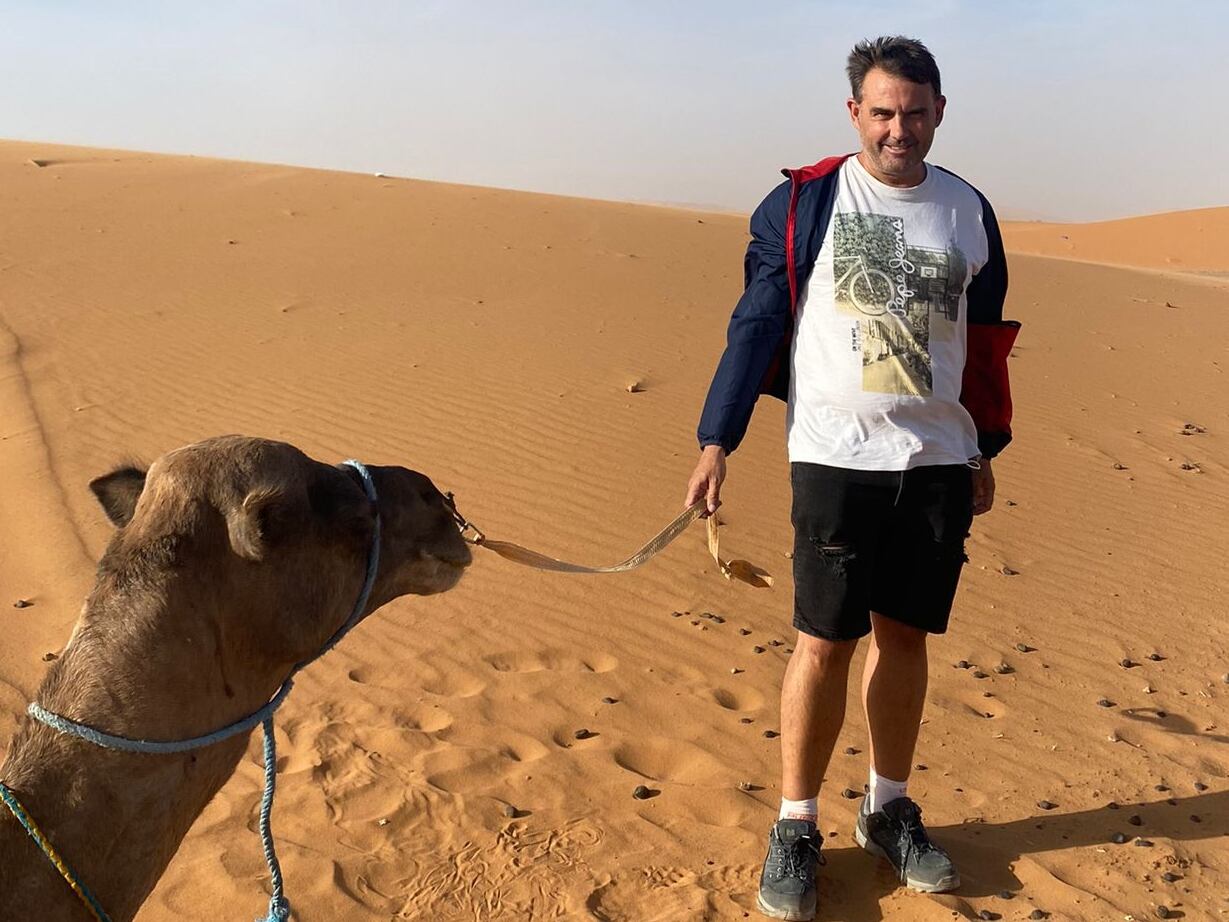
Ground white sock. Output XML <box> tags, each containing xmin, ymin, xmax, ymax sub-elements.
<box><xmin>778</xmin><ymin>796</ymin><xmax>818</xmax><ymax>823</ymax></box>
<box><xmin>867</xmin><ymin>768</ymin><xmax>908</xmax><ymax>813</ymax></box>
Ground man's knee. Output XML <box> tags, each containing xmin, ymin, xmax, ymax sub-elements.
<box><xmin>869</xmin><ymin>612</ymin><xmax>929</xmax><ymax>653</ymax></box>
<box><xmin>793</xmin><ymin>630</ymin><xmax>859</xmax><ymax>668</ymax></box>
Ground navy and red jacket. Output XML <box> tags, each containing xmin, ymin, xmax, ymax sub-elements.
<box><xmin>697</xmin><ymin>154</ymin><xmax>1020</xmax><ymax>459</ymax></box>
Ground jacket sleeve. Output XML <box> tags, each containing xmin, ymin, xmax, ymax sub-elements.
<box><xmin>961</xmin><ymin>193</ymin><xmax>1020</xmax><ymax>459</ymax></box>
<box><xmin>696</xmin><ymin>180</ymin><xmax>793</xmax><ymax>455</ymax></box>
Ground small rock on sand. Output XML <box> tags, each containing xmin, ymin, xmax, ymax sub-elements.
<box><xmin>994</xmin><ymin>662</ymin><xmax>1014</xmax><ymax>675</ymax></box>
<box><xmin>972</xmin><ymin>670</ymin><xmax>988</xmax><ymax>679</ymax></box>
<box><xmin>752</xmin><ymin>645</ymin><xmax>765</xmax><ymax>654</ymax></box>
<box><xmin>840</xmin><ymin>788</ymin><xmax>861</xmax><ymax>799</ymax></box>
<box><xmin>1161</xmin><ymin>871</ymin><xmax>1180</xmax><ymax>883</ymax></box>
<box><xmin>739</xmin><ymin>628</ymin><xmax>752</xmax><ymax>635</ymax></box>
<box><xmin>739</xmin><ymin>717</ymin><xmax>754</xmax><ymax>724</ymax></box>
<box><xmin>1148</xmin><ymin>652</ymin><xmax>1165</xmax><ymax>661</ymax></box>
<box><xmin>41</xmin><ymin>652</ymin><xmax>57</xmax><ymax>662</ymax></box>
<box><xmin>1036</xmin><ymin>800</ymin><xmax>1057</xmax><ymax>810</ymax></box>
<box><xmin>956</xmin><ymin>659</ymin><xmax>970</xmax><ymax>669</ymax></box>
<box><xmin>1156</xmin><ymin>905</ymin><xmax>1171</xmax><ymax>918</ymax></box>
<box><xmin>601</xmin><ymin>697</ymin><xmax>618</xmax><ymax>704</ymax></box>
<box><xmin>1128</xmin><ymin>814</ymin><xmax>1142</xmax><ymax>825</ymax></box>
<box><xmin>730</xmin><ymin>668</ymin><xmax>743</xmax><ymax>675</ymax></box>
<box><xmin>1015</xmin><ymin>642</ymin><xmax>1033</xmax><ymax>653</ymax></box>
<box><xmin>1134</xmin><ymin>838</ymin><xmax>1154</xmax><ymax>847</ymax></box>
<box><xmin>573</xmin><ymin>728</ymin><xmax>594</xmax><ymax>740</ymax></box>
<box><xmin>13</xmin><ymin>599</ymin><xmax>32</xmax><ymax>609</ymax></box>
<box><xmin>843</xmin><ymin>747</ymin><xmax>859</xmax><ymax>756</ymax></box>
<box><xmin>632</xmin><ymin>785</ymin><xmax>653</xmax><ymax>800</ymax></box>
<box><xmin>1029</xmin><ymin>911</ymin><xmax>1047</xmax><ymax>921</ymax></box>
<box><xmin>998</xmin><ymin>889</ymin><xmax>1014</xmax><ymax>900</ymax></box>
<box><xmin>1111</xmin><ymin>832</ymin><xmax>1128</xmax><ymax>844</ymax></box>
<box><xmin>763</xmin><ymin>729</ymin><xmax>779</xmax><ymax>739</ymax></box>
<box><xmin>1194</xmin><ymin>781</ymin><xmax>1208</xmax><ymax>791</ymax></box>
<box><xmin>1096</xmin><ymin>697</ymin><xmax>1115</xmax><ymax>708</ymax></box>
<box><xmin>503</xmin><ymin>804</ymin><xmax>517</xmax><ymax>818</ymax></box>
<box><xmin>1000</xmin><ymin>566</ymin><xmax>1019</xmax><ymax>576</ymax></box>
<box><xmin>977</xmin><ymin>910</ymin><xmax>1000</xmax><ymax>921</ymax></box>
<box><xmin>1120</xmin><ymin>658</ymin><xmax>1136</xmax><ymax>668</ymax></box>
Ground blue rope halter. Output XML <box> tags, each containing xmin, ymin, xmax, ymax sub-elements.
<box><xmin>20</xmin><ymin>459</ymin><xmax>382</xmax><ymax>922</ymax></box>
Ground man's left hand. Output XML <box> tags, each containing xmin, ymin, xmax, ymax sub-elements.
<box><xmin>972</xmin><ymin>458</ymin><xmax>995</xmax><ymax>515</ymax></box>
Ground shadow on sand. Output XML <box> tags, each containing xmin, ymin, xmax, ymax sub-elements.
<box><xmin>815</xmin><ymin>789</ymin><xmax>1225</xmax><ymax>920</ymax></box>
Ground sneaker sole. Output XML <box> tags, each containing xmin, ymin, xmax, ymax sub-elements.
<box><xmin>854</xmin><ymin>824</ymin><xmax>961</xmax><ymax>893</ymax></box>
<box><xmin>756</xmin><ymin>892</ymin><xmax>816</xmax><ymax>921</ymax></box>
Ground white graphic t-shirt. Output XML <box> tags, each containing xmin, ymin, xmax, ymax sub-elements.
<box><xmin>787</xmin><ymin>156</ymin><xmax>989</xmax><ymax>470</ymax></box>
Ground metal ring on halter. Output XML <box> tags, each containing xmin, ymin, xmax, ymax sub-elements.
<box><xmin>443</xmin><ymin>492</ymin><xmax>486</xmax><ymax>545</ymax></box>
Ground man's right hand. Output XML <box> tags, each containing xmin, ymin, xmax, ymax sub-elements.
<box><xmin>684</xmin><ymin>444</ymin><xmax>727</xmax><ymax>516</ymax></box>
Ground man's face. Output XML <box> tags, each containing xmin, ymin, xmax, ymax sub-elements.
<box><xmin>847</xmin><ymin>67</ymin><xmax>945</xmax><ymax>186</ymax></box>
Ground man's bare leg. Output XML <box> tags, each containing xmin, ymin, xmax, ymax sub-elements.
<box><xmin>781</xmin><ymin>631</ymin><xmax>859</xmax><ymax>800</ymax></box>
<box><xmin>855</xmin><ymin>611</ymin><xmax>959</xmax><ymax>893</ymax></box>
<box><xmin>861</xmin><ymin>611</ymin><xmax>928</xmax><ymax>791</ymax></box>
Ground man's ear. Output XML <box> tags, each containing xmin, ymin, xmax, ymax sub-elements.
<box><xmin>89</xmin><ymin>466</ymin><xmax>148</xmax><ymax>527</ymax></box>
<box><xmin>226</xmin><ymin>487</ymin><xmax>304</xmax><ymax>562</ymax></box>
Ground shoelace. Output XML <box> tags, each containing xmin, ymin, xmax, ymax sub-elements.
<box><xmin>895</xmin><ymin>803</ymin><xmax>939</xmax><ymax>860</ymax></box>
<box><xmin>769</xmin><ymin>832</ymin><xmax>823</xmax><ymax>880</ymax></box>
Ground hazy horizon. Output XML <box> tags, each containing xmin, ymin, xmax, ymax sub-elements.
<box><xmin>3</xmin><ymin>1</ymin><xmax>1226</xmax><ymax>222</ymax></box>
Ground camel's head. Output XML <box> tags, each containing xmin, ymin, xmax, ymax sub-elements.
<box><xmin>86</xmin><ymin>436</ymin><xmax>472</xmax><ymax>667</ymax></box>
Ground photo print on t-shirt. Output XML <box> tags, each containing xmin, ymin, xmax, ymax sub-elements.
<box><xmin>832</xmin><ymin>213</ymin><xmax>967</xmax><ymax>397</ymax></box>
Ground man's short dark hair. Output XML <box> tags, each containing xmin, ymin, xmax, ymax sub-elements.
<box><xmin>846</xmin><ymin>36</ymin><xmax>941</xmax><ymax>102</ymax></box>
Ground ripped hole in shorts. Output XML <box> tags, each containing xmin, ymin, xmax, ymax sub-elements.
<box><xmin>809</xmin><ymin>540</ymin><xmax>856</xmax><ymax>577</ymax></box>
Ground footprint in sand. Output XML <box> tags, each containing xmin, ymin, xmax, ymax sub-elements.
<box><xmin>483</xmin><ymin>648</ymin><xmax>619</xmax><ymax>674</ymax></box>
<box><xmin>348</xmin><ymin>664</ymin><xmax>487</xmax><ymax>699</ymax></box>
<box><xmin>611</xmin><ymin>737</ymin><xmax>728</xmax><ymax>786</ymax></box>
<box><xmin>416</xmin><ymin>665</ymin><xmax>488</xmax><ymax>698</ymax></box>
<box><xmin>711</xmin><ymin>685</ymin><xmax>765</xmax><ymax>712</ymax></box>
<box><xmin>389</xmin><ymin>704</ymin><xmax>453</xmax><ymax>733</ymax></box>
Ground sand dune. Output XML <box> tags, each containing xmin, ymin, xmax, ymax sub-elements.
<box><xmin>2</xmin><ymin>140</ymin><xmax>1227</xmax><ymax>921</ymax></box>
<box><xmin>1003</xmin><ymin>207</ymin><xmax>1229</xmax><ymax>273</ymax></box>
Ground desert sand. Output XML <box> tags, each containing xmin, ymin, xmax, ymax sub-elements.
<box><xmin>2</xmin><ymin>140</ymin><xmax>1226</xmax><ymax>921</ymax></box>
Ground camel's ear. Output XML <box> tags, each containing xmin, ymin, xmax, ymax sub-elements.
<box><xmin>226</xmin><ymin>488</ymin><xmax>302</xmax><ymax>562</ymax></box>
<box><xmin>89</xmin><ymin>466</ymin><xmax>148</xmax><ymax>527</ymax></box>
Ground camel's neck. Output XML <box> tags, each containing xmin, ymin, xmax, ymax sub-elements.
<box><xmin>0</xmin><ymin>594</ymin><xmax>288</xmax><ymax>922</ymax></box>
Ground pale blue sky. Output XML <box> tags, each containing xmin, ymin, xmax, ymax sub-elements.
<box><xmin>3</xmin><ymin>1</ymin><xmax>1225</xmax><ymax>220</ymax></box>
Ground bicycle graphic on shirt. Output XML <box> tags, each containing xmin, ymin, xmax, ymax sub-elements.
<box><xmin>833</xmin><ymin>254</ymin><xmax>895</xmax><ymax>316</ymax></box>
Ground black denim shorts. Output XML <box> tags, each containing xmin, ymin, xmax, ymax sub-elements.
<box><xmin>790</xmin><ymin>462</ymin><xmax>973</xmax><ymax>641</ymax></box>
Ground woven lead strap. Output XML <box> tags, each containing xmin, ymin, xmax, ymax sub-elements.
<box><xmin>477</xmin><ymin>501</ymin><xmax>720</xmax><ymax>574</ymax></box>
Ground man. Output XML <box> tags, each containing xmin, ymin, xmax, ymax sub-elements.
<box><xmin>684</xmin><ymin>36</ymin><xmax>1019</xmax><ymax>921</ymax></box>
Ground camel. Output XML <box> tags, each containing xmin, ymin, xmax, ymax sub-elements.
<box><xmin>0</xmin><ymin>435</ymin><xmax>473</xmax><ymax>921</ymax></box>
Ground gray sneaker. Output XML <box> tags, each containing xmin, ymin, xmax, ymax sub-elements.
<box><xmin>757</xmin><ymin>818</ymin><xmax>822</xmax><ymax>920</ymax></box>
<box><xmin>854</xmin><ymin>796</ymin><xmax>960</xmax><ymax>892</ymax></box>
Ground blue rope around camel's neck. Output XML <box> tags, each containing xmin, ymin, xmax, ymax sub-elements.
<box><xmin>24</xmin><ymin>459</ymin><xmax>382</xmax><ymax>922</ymax></box>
